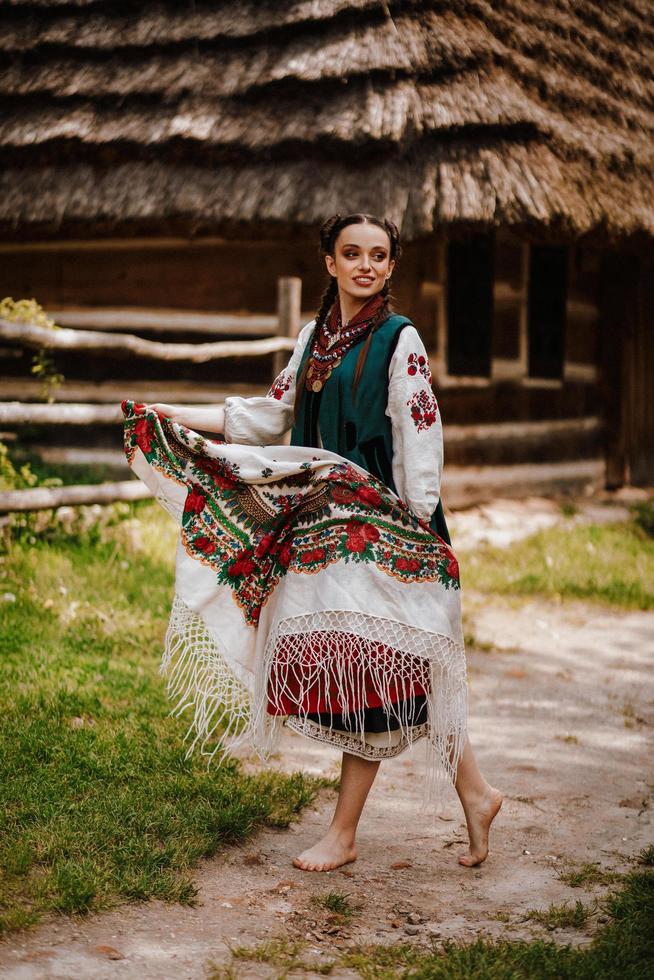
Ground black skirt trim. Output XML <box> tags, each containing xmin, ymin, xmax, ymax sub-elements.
<box><xmin>304</xmin><ymin>694</ymin><xmax>428</xmax><ymax>733</ymax></box>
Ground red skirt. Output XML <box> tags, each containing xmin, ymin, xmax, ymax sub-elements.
<box><xmin>266</xmin><ymin>636</ymin><xmax>429</xmax><ymax>724</ymax></box>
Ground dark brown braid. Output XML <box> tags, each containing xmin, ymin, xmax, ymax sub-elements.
<box><xmin>292</xmin><ymin>212</ymin><xmax>402</xmax><ymax>420</ymax></box>
<box><xmin>292</xmin><ymin>274</ymin><xmax>338</xmax><ymax>415</ymax></box>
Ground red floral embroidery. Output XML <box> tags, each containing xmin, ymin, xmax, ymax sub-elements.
<box><xmin>356</xmin><ymin>485</ymin><xmax>382</xmax><ymax>508</ymax></box>
<box><xmin>301</xmin><ymin>547</ymin><xmax>326</xmax><ymax>564</ymax></box>
<box><xmin>194</xmin><ymin>535</ymin><xmax>217</xmax><ymax>556</ymax></box>
<box><xmin>121</xmin><ymin>399</ymin><xmax>460</xmax><ymax>627</ymax></box>
<box><xmin>277</xmin><ymin>541</ymin><xmax>294</xmax><ymax>568</ymax></box>
<box><xmin>407</xmin><ymin>389</ymin><xmax>439</xmax><ymax>432</ymax></box>
<box><xmin>407</xmin><ymin>352</ymin><xmax>432</xmax><ymax>384</ymax></box>
<box><xmin>344</xmin><ymin>519</ymin><xmax>380</xmax><ymax>553</ymax></box>
<box><xmin>198</xmin><ymin>458</ymin><xmax>237</xmax><ymax>488</ymax></box>
<box><xmin>255</xmin><ymin>532</ymin><xmax>277</xmax><ymax>558</ymax></box>
<box><xmin>332</xmin><ymin>486</ymin><xmax>357</xmax><ymax>504</ymax></box>
<box><xmin>185</xmin><ymin>484</ymin><xmax>206</xmax><ymax>514</ymax></box>
<box><xmin>228</xmin><ymin>548</ymin><xmax>256</xmax><ymax>578</ymax></box>
<box><xmin>267</xmin><ymin>370</ymin><xmax>292</xmax><ymax>400</ymax></box>
<box><xmin>134</xmin><ymin>417</ymin><xmax>155</xmax><ymax>453</ymax></box>
<box><xmin>396</xmin><ymin>556</ymin><xmax>421</xmax><ymax>573</ymax></box>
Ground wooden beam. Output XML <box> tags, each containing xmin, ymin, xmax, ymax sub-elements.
<box><xmin>0</xmin><ymin>378</ymin><xmax>263</xmax><ymax>403</ymax></box>
<box><xmin>46</xmin><ymin>307</ymin><xmax>315</xmax><ymax>336</ymax></box>
<box><xmin>0</xmin><ymin>236</ymin><xmax>313</xmax><ymax>253</ymax></box>
<box><xmin>443</xmin><ymin>458</ymin><xmax>605</xmax><ymax>507</ymax></box>
<box><xmin>273</xmin><ymin>276</ymin><xmax>303</xmax><ymax>378</ymax></box>
<box><xmin>6</xmin><ymin>401</ymin><xmax>343</xmax><ymax>429</ymax></box>
<box><xmin>444</xmin><ymin>415</ymin><xmax>602</xmax><ymax>443</ymax></box>
<box><xmin>31</xmin><ymin>447</ymin><xmax>129</xmax><ymax>468</ymax></box>
<box><xmin>0</xmin><ymin>481</ymin><xmax>152</xmax><ymax>513</ymax></box>
<box><xmin>0</xmin><ymin>317</ymin><xmax>296</xmax><ymax>362</ymax></box>
<box><xmin>0</xmin><ymin>402</ymin><xmax>132</xmax><ymax>425</ymax></box>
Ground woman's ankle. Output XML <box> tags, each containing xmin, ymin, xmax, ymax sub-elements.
<box><xmin>325</xmin><ymin>823</ymin><xmax>357</xmax><ymax>847</ymax></box>
<box><xmin>456</xmin><ymin>780</ymin><xmax>495</xmax><ymax>809</ymax></box>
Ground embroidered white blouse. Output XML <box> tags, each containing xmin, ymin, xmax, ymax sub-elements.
<box><xmin>223</xmin><ymin>319</ymin><xmax>443</xmax><ymax>522</ymax></box>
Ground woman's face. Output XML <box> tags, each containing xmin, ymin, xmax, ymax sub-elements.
<box><xmin>325</xmin><ymin>222</ymin><xmax>395</xmax><ymax>302</ymax></box>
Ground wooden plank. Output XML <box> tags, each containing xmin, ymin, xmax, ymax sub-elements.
<box><xmin>443</xmin><ymin>458</ymin><xmax>605</xmax><ymax>507</ymax></box>
<box><xmin>444</xmin><ymin>416</ymin><xmax>602</xmax><ymax>443</ymax></box>
<box><xmin>31</xmin><ymin>448</ymin><xmax>130</xmax><ymax>468</ymax></box>
<box><xmin>46</xmin><ymin>307</ymin><xmax>316</xmax><ymax>336</ymax></box>
<box><xmin>0</xmin><ymin>402</ymin><xmax>126</xmax><ymax>424</ymax></box>
<box><xmin>627</xmin><ymin>252</ymin><xmax>654</xmax><ymax>484</ymax></box>
<box><xmin>1</xmin><ymin>402</ymin><xmax>599</xmax><ymax>438</ymax></box>
<box><xmin>0</xmin><ymin>317</ymin><xmax>296</xmax><ymax>362</ymax></box>
<box><xmin>273</xmin><ymin>276</ymin><xmax>302</xmax><ymax>379</ymax></box>
<box><xmin>0</xmin><ymin>237</ymin><xmax>230</xmax><ymax>252</ymax></box>
<box><xmin>563</xmin><ymin>362</ymin><xmax>598</xmax><ymax>383</ymax></box>
<box><xmin>0</xmin><ymin>378</ymin><xmax>264</xmax><ymax>403</ymax></box>
<box><xmin>0</xmin><ymin>402</ymin><xmax>182</xmax><ymax>425</ymax></box>
<box><xmin>0</xmin><ymin>480</ymin><xmax>152</xmax><ymax>513</ymax></box>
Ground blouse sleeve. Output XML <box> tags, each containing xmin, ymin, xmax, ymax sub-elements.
<box><xmin>385</xmin><ymin>325</ymin><xmax>443</xmax><ymax>522</ymax></box>
<box><xmin>222</xmin><ymin>320</ymin><xmax>315</xmax><ymax>445</ymax></box>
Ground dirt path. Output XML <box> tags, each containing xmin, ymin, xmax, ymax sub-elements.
<box><xmin>1</xmin><ymin>497</ymin><xmax>652</xmax><ymax>979</ymax></box>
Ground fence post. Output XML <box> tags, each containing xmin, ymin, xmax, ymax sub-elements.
<box><xmin>273</xmin><ymin>276</ymin><xmax>302</xmax><ymax>381</ymax></box>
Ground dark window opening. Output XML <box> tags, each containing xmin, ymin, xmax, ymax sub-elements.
<box><xmin>446</xmin><ymin>233</ymin><xmax>494</xmax><ymax>377</ymax></box>
<box><xmin>527</xmin><ymin>245</ymin><xmax>567</xmax><ymax>379</ymax></box>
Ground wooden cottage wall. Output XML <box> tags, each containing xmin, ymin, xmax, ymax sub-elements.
<box><xmin>0</xmin><ymin>230</ymin><xmax>629</xmax><ymax>491</ymax></box>
<box><xmin>421</xmin><ymin>228</ymin><xmax>605</xmax><ymax>486</ymax></box>
<box><xmin>599</xmin><ymin>249</ymin><xmax>654</xmax><ymax>488</ymax></box>
<box><xmin>0</xmin><ymin>237</ymin><xmax>321</xmax><ymax>314</ymax></box>
<box><xmin>0</xmin><ymin>235</ymin><xmax>430</xmax><ymax>393</ymax></box>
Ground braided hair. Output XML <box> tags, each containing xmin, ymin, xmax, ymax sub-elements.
<box><xmin>292</xmin><ymin>212</ymin><xmax>402</xmax><ymax>419</ymax></box>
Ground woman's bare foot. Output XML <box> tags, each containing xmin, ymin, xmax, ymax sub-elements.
<box><xmin>292</xmin><ymin>831</ymin><xmax>357</xmax><ymax>872</ymax></box>
<box><xmin>458</xmin><ymin>787</ymin><xmax>503</xmax><ymax>867</ymax></box>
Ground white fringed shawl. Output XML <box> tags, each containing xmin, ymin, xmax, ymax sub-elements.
<box><xmin>122</xmin><ymin>401</ymin><xmax>467</xmax><ymax>809</ymax></box>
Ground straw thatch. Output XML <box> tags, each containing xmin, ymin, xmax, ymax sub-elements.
<box><xmin>0</xmin><ymin>0</ymin><xmax>652</xmax><ymax>241</ymax></box>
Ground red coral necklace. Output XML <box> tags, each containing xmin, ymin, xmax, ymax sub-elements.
<box><xmin>305</xmin><ymin>290</ymin><xmax>386</xmax><ymax>392</ymax></box>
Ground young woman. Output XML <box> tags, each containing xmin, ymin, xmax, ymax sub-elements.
<box><xmin>134</xmin><ymin>212</ymin><xmax>502</xmax><ymax>873</ymax></box>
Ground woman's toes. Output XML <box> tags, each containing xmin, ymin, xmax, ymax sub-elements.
<box><xmin>458</xmin><ymin>852</ymin><xmax>480</xmax><ymax>867</ymax></box>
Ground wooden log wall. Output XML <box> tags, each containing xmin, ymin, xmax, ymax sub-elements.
<box><xmin>599</xmin><ymin>248</ymin><xmax>654</xmax><ymax>487</ymax></box>
<box><xmin>0</xmin><ymin>229</ymin><xmax>613</xmax><ymax>489</ymax></box>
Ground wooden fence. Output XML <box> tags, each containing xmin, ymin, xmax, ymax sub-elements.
<box><xmin>0</xmin><ymin>277</ymin><xmax>306</xmax><ymax>511</ymax></box>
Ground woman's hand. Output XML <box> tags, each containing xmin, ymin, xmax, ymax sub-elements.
<box><xmin>148</xmin><ymin>403</ymin><xmax>226</xmax><ymax>435</ymax></box>
<box><xmin>149</xmin><ymin>403</ymin><xmax>181</xmax><ymax>420</ymax></box>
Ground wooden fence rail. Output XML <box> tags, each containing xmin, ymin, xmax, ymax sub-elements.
<box><xmin>0</xmin><ymin>276</ymin><xmax>305</xmax><ymax>512</ymax></box>
<box><xmin>0</xmin><ymin>317</ymin><xmax>297</xmax><ymax>363</ymax></box>
<box><xmin>47</xmin><ymin>306</ymin><xmax>313</xmax><ymax>337</ymax></box>
<box><xmin>0</xmin><ymin>481</ymin><xmax>152</xmax><ymax>513</ymax></box>
<box><xmin>1</xmin><ymin>276</ymin><xmax>306</xmax><ymax>365</ymax></box>
<box><xmin>0</xmin><ymin>402</ymin><xmax>126</xmax><ymax>425</ymax></box>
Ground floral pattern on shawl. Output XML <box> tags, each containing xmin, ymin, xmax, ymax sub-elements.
<box><xmin>123</xmin><ymin>401</ymin><xmax>458</xmax><ymax>626</ymax></box>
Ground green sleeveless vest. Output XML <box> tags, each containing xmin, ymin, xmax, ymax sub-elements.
<box><xmin>290</xmin><ymin>313</ymin><xmax>450</xmax><ymax>544</ymax></box>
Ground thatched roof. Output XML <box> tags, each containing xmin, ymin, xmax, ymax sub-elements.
<box><xmin>0</xmin><ymin>0</ymin><xmax>652</xmax><ymax>242</ymax></box>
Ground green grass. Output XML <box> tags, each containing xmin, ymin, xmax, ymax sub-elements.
<box><xmin>311</xmin><ymin>890</ymin><xmax>363</xmax><ymax>920</ymax></box>
<box><xmin>523</xmin><ymin>899</ymin><xmax>591</xmax><ymax>930</ymax></box>
<box><xmin>0</xmin><ymin>501</ymin><xmax>328</xmax><ymax>935</ymax></box>
<box><xmin>219</xmin><ymin>937</ymin><xmax>335</xmax><ymax>978</ymax></box>
<box><xmin>460</xmin><ymin>509</ymin><xmax>654</xmax><ymax>609</ymax></box>
<box><xmin>226</xmin><ymin>937</ymin><xmax>335</xmax><ymax>975</ymax></box>
<box><xmin>557</xmin><ymin>862</ymin><xmax>621</xmax><ymax>889</ymax></box>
